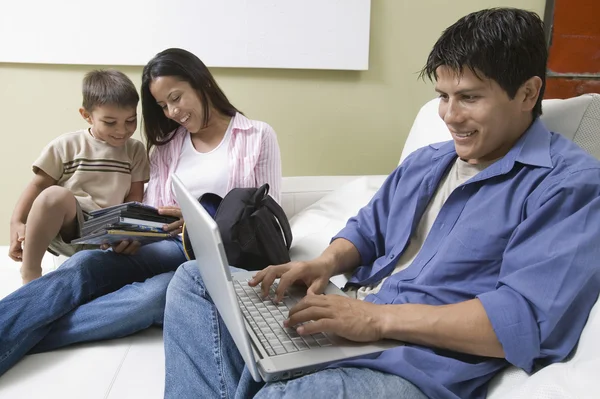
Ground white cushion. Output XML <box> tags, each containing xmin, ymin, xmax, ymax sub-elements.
<box><xmin>0</xmin><ymin>252</ymin><xmax>57</xmax><ymax>299</ymax></box>
<box><xmin>399</xmin><ymin>98</ymin><xmax>450</xmax><ymax>164</ymax></box>
<box><xmin>288</xmin><ymin>175</ymin><xmax>387</xmax><ymax>287</ymax></box>
<box><xmin>0</xmin><ymin>252</ymin><xmax>166</xmax><ymax>399</ymax></box>
<box><xmin>281</xmin><ymin>176</ymin><xmax>364</xmax><ymax>218</ymax></box>
<box><xmin>0</xmin><ymin>330</ymin><xmax>164</xmax><ymax>399</ymax></box>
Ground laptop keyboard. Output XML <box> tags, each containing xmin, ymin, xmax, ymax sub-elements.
<box><xmin>234</xmin><ymin>279</ymin><xmax>333</xmax><ymax>356</ymax></box>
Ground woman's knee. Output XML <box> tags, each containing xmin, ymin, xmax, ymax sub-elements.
<box><xmin>56</xmin><ymin>250</ymin><xmax>124</xmax><ymax>287</ymax></box>
<box><xmin>141</xmin><ymin>272</ymin><xmax>174</xmax><ymax>299</ymax></box>
<box><xmin>135</xmin><ymin>273</ymin><xmax>174</xmax><ymax>323</ymax></box>
<box><xmin>58</xmin><ymin>249</ymin><xmax>106</xmax><ymax>272</ymax></box>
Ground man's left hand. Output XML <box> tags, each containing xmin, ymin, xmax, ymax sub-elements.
<box><xmin>285</xmin><ymin>294</ymin><xmax>386</xmax><ymax>342</ymax></box>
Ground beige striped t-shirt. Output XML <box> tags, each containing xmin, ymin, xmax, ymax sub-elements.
<box><xmin>33</xmin><ymin>129</ymin><xmax>149</xmax><ymax>212</ymax></box>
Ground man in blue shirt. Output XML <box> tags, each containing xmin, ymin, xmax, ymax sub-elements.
<box><xmin>162</xmin><ymin>8</ymin><xmax>600</xmax><ymax>399</ymax></box>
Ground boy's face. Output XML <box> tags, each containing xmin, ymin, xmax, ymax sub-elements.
<box><xmin>80</xmin><ymin>104</ymin><xmax>138</xmax><ymax>147</ymax></box>
<box><xmin>435</xmin><ymin>66</ymin><xmax>534</xmax><ymax>164</ymax></box>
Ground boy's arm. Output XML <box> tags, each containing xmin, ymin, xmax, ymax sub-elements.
<box><xmin>11</xmin><ymin>171</ymin><xmax>57</xmax><ymax>224</ymax></box>
<box><xmin>9</xmin><ymin>171</ymin><xmax>56</xmax><ymax>261</ymax></box>
<box><xmin>127</xmin><ymin>141</ymin><xmax>150</xmax><ymax>204</ymax></box>
<box><xmin>124</xmin><ymin>181</ymin><xmax>145</xmax><ymax>203</ymax></box>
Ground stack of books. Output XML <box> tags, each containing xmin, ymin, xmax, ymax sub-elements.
<box><xmin>72</xmin><ymin>202</ymin><xmax>179</xmax><ymax>246</ymax></box>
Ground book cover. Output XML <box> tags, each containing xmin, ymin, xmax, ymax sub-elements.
<box><xmin>81</xmin><ymin>217</ymin><xmax>169</xmax><ymax>236</ymax></box>
<box><xmin>72</xmin><ymin>229</ymin><xmax>172</xmax><ymax>246</ymax></box>
<box><xmin>88</xmin><ymin>201</ymin><xmax>156</xmax><ymax>217</ymax></box>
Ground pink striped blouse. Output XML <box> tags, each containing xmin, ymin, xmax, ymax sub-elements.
<box><xmin>144</xmin><ymin>113</ymin><xmax>282</xmax><ymax>207</ymax></box>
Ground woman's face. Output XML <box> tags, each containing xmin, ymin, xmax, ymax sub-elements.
<box><xmin>149</xmin><ymin>76</ymin><xmax>207</xmax><ymax>133</ymax></box>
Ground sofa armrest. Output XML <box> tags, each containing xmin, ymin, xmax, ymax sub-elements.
<box><xmin>281</xmin><ymin>175</ymin><xmax>368</xmax><ymax>218</ymax></box>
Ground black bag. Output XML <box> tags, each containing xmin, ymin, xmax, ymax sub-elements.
<box><xmin>182</xmin><ymin>184</ymin><xmax>293</xmax><ymax>271</ymax></box>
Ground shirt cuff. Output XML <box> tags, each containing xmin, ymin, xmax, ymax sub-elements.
<box><xmin>32</xmin><ymin>163</ymin><xmax>61</xmax><ymax>181</ymax></box>
<box><xmin>477</xmin><ymin>287</ymin><xmax>541</xmax><ymax>372</ymax></box>
<box><xmin>332</xmin><ymin>224</ymin><xmax>375</xmax><ymax>265</ymax></box>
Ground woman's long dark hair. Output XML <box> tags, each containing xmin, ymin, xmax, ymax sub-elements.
<box><xmin>141</xmin><ymin>48</ymin><xmax>241</xmax><ymax>154</ymax></box>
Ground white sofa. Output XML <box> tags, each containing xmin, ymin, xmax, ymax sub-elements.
<box><xmin>0</xmin><ymin>94</ymin><xmax>599</xmax><ymax>398</ymax></box>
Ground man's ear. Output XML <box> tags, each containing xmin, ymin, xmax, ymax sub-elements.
<box><xmin>79</xmin><ymin>108</ymin><xmax>92</xmax><ymax>124</ymax></box>
<box><xmin>519</xmin><ymin>76</ymin><xmax>543</xmax><ymax>113</ymax></box>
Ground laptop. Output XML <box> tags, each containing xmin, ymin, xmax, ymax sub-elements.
<box><xmin>172</xmin><ymin>175</ymin><xmax>400</xmax><ymax>382</ymax></box>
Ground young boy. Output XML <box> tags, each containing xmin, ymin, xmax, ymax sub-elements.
<box><xmin>8</xmin><ymin>70</ymin><xmax>150</xmax><ymax>284</ymax></box>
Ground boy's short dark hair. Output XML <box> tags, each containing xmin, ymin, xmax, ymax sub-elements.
<box><xmin>421</xmin><ymin>8</ymin><xmax>547</xmax><ymax>118</ymax></box>
<box><xmin>82</xmin><ymin>69</ymin><xmax>139</xmax><ymax>111</ymax></box>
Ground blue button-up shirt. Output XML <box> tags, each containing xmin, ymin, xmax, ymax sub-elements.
<box><xmin>331</xmin><ymin>119</ymin><xmax>600</xmax><ymax>399</ymax></box>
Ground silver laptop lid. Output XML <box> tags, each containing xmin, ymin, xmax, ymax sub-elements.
<box><xmin>172</xmin><ymin>174</ymin><xmax>262</xmax><ymax>382</ymax></box>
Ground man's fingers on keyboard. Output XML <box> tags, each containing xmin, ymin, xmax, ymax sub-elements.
<box><xmin>251</xmin><ymin>265</ymin><xmax>279</xmax><ymax>288</ymax></box>
<box><xmin>260</xmin><ymin>274</ymin><xmax>277</xmax><ymax>299</ymax></box>
<box><xmin>307</xmin><ymin>278</ymin><xmax>329</xmax><ymax>295</ymax></box>
<box><xmin>286</xmin><ymin>307</ymin><xmax>331</xmax><ymax>331</ymax></box>
<box><xmin>286</xmin><ymin>300</ymin><xmax>312</xmax><ymax>320</ymax></box>
<box><xmin>296</xmin><ymin>319</ymin><xmax>334</xmax><ymax>336</ymax></box>
<box><xmin>275</xmin><ymin>273</ymin><xmax>294</xmax><ymax>302</ymax></box>
<box><xmin>248</xmin><ymin>272</ymin><xmax>262</xmax><ymax>286</ymax></box>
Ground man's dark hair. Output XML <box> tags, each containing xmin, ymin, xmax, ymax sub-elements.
<box><xmin>421</xmin><ymin>8</ymin><xmax>547</xmax><ymax>118</ymax></box>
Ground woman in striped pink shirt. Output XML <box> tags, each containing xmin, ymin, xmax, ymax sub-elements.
<box><xmin>0</xmin><ymin>48</ymin><xmax>282</xmax><ymax>376</ymax></box>
<box><xmin>141</xmin><ymin>47</ymin><xmax>282</xmax><ymax>232</ymax></box>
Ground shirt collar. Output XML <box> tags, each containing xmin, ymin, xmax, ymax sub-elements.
<box><xmin>230</xmin><ymin>112</ymin><xmax>254</xmax><ymax>132</ymax></box>
<box><xmin>429</xmin><ymin>118</ymin><xmax>553</xmax><ymax>169</ymax></box>
<box><xmin>514</xmin><ymin>118</ymin><xmax>553</xmax><ymax>168</ymax></box>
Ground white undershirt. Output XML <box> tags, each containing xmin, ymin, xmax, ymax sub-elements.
<box><xmin>350</xmin><ymin>158</ymin><xmax>493</xmax><ymax>300</ymax></box>
<box><xmin>174</xmin><ymin>120</ymin><xmax>232</xmax><ymax>199</ymax></box>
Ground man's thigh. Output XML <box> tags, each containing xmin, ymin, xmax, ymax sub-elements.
<box><xmin>177</xmin><ymin>260</ymin><xmax>246</xmax><ymax>281</ymax></box>
<box><xmin>254</xmin><ymin>367</ymin><xmax>427</xmax><ymax>399</ymax></box>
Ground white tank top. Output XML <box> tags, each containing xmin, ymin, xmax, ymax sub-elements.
<box><xmin>174</xmin><ymin>120</ymin><xmax>232</xmax><ymax>199</ymax></box>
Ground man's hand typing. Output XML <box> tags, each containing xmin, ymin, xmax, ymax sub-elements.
<box><xmin>284</xmin><ymin>294</ymin><xmax>386</xmax><ymax>342</ymax></box>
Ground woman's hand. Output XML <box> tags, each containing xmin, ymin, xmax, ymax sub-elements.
<box><xmin>158</xmin><ymin>206</ymin><xmax>184</xmax><ymax>236</ymax></box>
<box><xmin>96</xmin><ymin>206</ymin><xmax>183</xmax><ymax>253</ymax></box>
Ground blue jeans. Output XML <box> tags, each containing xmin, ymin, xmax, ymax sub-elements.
<box><xmin>0</xmin><ymin>238</ymin><xmax>186</xmax><ymax>376</ymax></box>
<box><xmin>163</xmin><ymin>262</ymin><xmax>428</xmax><ymax>399</ymax></box>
